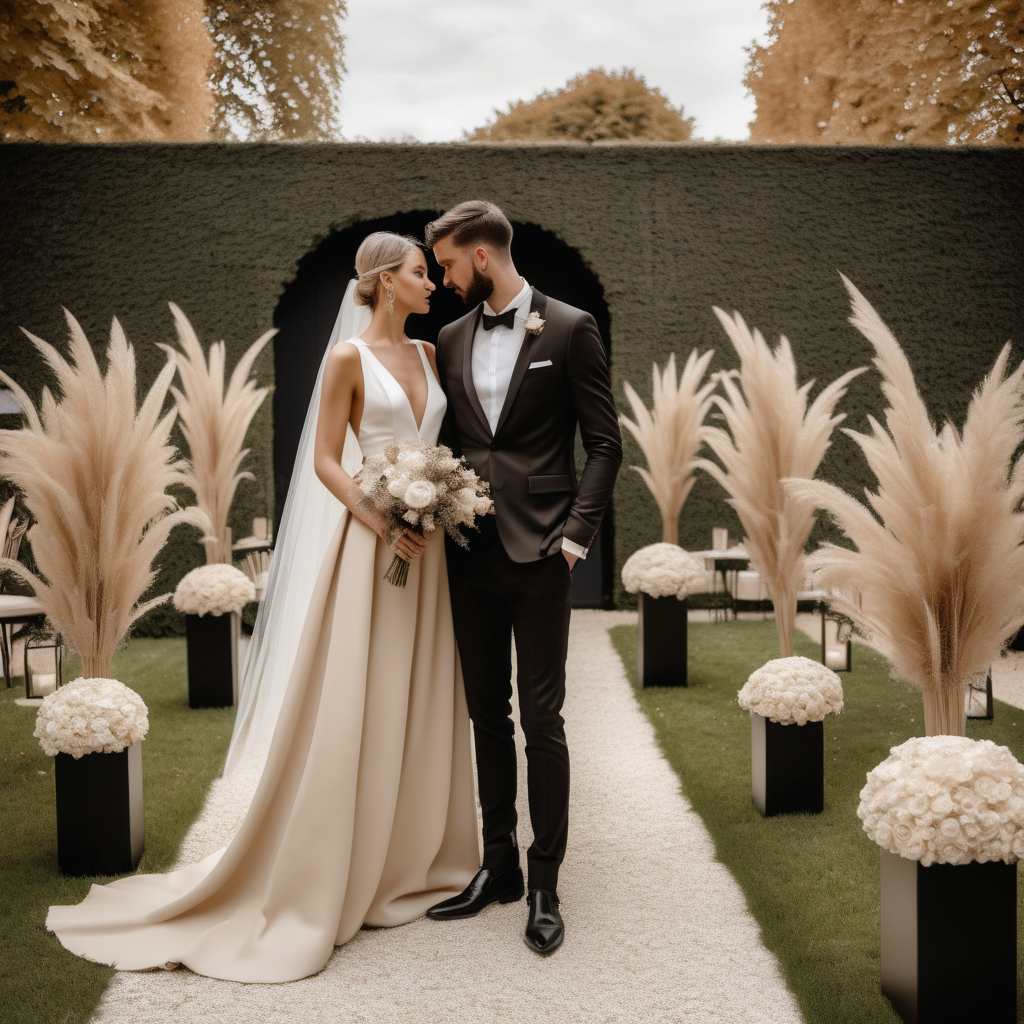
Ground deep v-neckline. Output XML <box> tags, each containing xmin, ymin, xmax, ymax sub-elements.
<box><xmin>358</xmin><ymin>340</ymin><xmax>431</xmax><ymax>432</ymax></box>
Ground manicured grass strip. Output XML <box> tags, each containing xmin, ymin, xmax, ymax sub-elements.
<box><xmin>0</xmin><ymin>638</ymin><xmax>234</xmax><ymax>1024</ymax></box>
<box><xmin>610</xmin><ymin>620</ymin><xmax>1024</xmax><ymax>1024</ymax></box>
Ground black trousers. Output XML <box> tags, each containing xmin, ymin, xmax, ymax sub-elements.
<box><xmin>447</xmin><ymin>517</ymin><xmax>573</xmax><ymax>893</ymax></box>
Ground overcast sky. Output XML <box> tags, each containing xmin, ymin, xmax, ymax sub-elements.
<box><xmin>338</xmin><ymin>0</ymin><xmax>771</xmax><ymax>143</ymax></box>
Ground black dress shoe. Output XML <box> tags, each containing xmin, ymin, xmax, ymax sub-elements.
<box><xmin>524</xmin><ymin>889</ymin><xmax>563</xmax><ymax>955</ymax></box>
<box><xmin>426</xmin><ymin>866</ymin><xmax>524</xmax><ymax>920</ymax></box>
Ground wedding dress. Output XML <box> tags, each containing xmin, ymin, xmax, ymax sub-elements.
<box><xmin>46</xmin><ymin>334</ymin><xmax>480</xmax><ymax>983</ymax></box>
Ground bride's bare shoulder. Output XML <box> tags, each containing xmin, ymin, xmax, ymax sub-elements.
<box><xmin>326</xmin><ymin>340</ymin><xmax>363</xmax><ymax>369</ymax></box>
<box><xmin>323</xmin><ymin>341</ymin><xmax>364</xmax><ymax>390</ymax></box>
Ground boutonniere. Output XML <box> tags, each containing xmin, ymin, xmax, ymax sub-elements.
<box><xmin>524</xmin><ymin>311</ymin><xmax>546</xmax><ymax>336</ymax></box>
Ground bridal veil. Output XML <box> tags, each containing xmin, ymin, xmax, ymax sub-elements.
<box><xmin>225</xmin><ymin>279</ymin><xmax>368</xmax><ymax>774</ymax></box>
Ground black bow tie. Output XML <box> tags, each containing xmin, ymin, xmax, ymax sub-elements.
<box><xmin>482</xmin><ymin>309</ymin><xmax>517</xmax><ymax>332</ymax></box>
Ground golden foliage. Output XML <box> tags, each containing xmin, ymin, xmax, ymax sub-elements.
<box><xmin>208</xmin><ymin>0</ymin><xmax>346</xmax><ymax>140</ymax></box>
<box><xmin>0</xmin><ymin>0</ymin><xmax>215</xmax><ymax>142</ymax></box>
<box><xmin>468</xmin><ymin>67</ymin><xmax>696</xmax><ymax>143</ymax></box>
<box><xmin>786</xmin><ymin>278</ymin><xmax>1024</xmax><ymax>736</ymax></box>
<box><xmin>698</xmin><ymin>312</ymin><xmax>863</xmax><ymax>658</ymax></box>
<box><xmin>746</xmin><ymin>0</ymin><xmax>1024</xmax><ymax>145</ymax></box>
<box><xmin>0</xmin><ymin>311</ymin><xmax>202</xmax><ymax>680</ymax></box>
<box><xmin>159</xmin><ymin>304</ymin><xmax>273</xmax><ymax>565</ymax></box>
<box><xmin>620</xmin><ymin>351</ymin><xmax>716</xmax><ymax>545</ymax></box>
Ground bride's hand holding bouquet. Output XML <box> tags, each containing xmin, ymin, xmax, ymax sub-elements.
<box><xmin>354</xmin><ymin>438</ymin><xmax>494</xmax><ymax>587</ymax></box>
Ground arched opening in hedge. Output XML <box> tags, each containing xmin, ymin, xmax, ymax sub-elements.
<box><xmin>273</xmin><ymin>210</ymin><xmax>615</xmax><ymax>608</ymax></box>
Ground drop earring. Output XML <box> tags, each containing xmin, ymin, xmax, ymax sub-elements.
<box><xmin>386</xmin><ymin>288</ymin><xmax>395</xmax><ymax>317</ymax></box>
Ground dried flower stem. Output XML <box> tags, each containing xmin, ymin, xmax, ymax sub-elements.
<box><xmin>620</xmin><ymin>350</ymin><xmax>716</xmax><ymax>545</ymax></box>
<box><xmin>698</xmin><ymin>309</ymin><xmax>864</xmax><ymax>658</ymax></box>
<box><xmin>0</xmin><ymin>310</ymin><xmax>203</xmax><ymax>680</ymax></box>
<box><xmin>159</xmin><ymin>304</ymin><xmax>274</xmax><ymax>564</ymax></box>
<box><xmin>383</xmin><ymin>554</ymin><xmax>411</xmax><ymax>588</ymax></box>
<box><xmin>786</xmin><ymin>277</ymin><xmax>1024</xmax><ymax>737</ymax></box>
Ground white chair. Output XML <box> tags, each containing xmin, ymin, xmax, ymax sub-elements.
<box><xmin>732</xmin><ymin>570</ymin><xmax>763</xmax><ymax>602</ymax></box>
<box><xmin>0</xmin><ymin>501</ymin><xmax>46</xmax><ymax>689</ymax></box>
<box><xmin>731</xmin><ymin>569</ymin><xmax>772</xmax><ymax>618</ymax></box>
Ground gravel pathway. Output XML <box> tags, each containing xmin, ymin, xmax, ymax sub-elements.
<box><xmin>89</xmin><ymin>610</ymin><xmax>802</xmax><ymax>1024</ymax></box>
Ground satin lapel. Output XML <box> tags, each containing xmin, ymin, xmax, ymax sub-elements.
<box><xmin>460</xmin><ymin>305</ymin><xmax>491</xmax><ymax>437</ymax></box>
<box><xmin>493</xmin><ymin>288</ymin><xmax>548</xmax><ymax>438</ymax></box>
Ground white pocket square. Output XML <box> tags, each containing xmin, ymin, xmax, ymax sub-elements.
<box><xmin>529</xmin><ymin>359</ymin><xmax>553</xmax><ymax>370</ymax></box>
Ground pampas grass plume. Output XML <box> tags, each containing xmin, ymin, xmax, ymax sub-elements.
<box><xmin>698</xmin><ymin>308</ymin><xmax>864</xmax><ymax>658</ymax></box>
<box><xmin>785</xmin><ymin>277</ymin><xmax>1024</xmax><ymax>736</ymax></box>
<box><xmin>620</xmin><ymin>350</ymin><xmax>715</xmax><ymax>545</ymax></box>
<box><xmin>0</xmin><ymin>310</ymin><xmax>204</xmax><ymax>680</ymax></box>
<box><xmin>159</xmin><ymin>304</ymin><xmax>275</xmax><ymax>564</ymax></box>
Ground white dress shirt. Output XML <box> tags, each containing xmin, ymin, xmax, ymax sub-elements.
<box><xmin>471</xmin><ymin>279</ymin><xmax>587</xmax><ymax>560</ymax></box>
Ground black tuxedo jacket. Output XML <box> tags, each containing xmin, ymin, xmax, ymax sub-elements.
<box><xmin>436</xmin><ymin>287</ymin><xmax>622</xmax><ymax>563</ymax></box>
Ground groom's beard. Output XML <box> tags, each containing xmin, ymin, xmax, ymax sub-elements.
<box><xmin>459</xmin><ymin>266</ymin><xmax>494</xmax><ymax>308</ymax></box>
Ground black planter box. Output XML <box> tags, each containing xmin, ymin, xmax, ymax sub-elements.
<box><xmin>637</xmin><ymin>593</ymin><xmax>687</xmax><ymax>687</ymax></box>
<box><xmin>55</xmin><ymin>741</ymin><xmax>144</xmax><ymax>876</ymax></box>
<box><xmin>750</xmin><ymin>713</ymin><xmax>823</xmax><ymax>816</ymax></box>
<box><xmin>186</xmin><ymin>611</ymin><xmax>239</xmax><ymax>708</ymax></box>
<box><xmin>881</xmin><ymin>848</ymin><xmax>1016</xmax><ymax>1024</ymax></box>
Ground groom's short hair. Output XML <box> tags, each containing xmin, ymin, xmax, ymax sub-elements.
<box><xmin>425</xmin><ymin>201</ymin><xmax>513</xmax><ymax>255</ymax></box>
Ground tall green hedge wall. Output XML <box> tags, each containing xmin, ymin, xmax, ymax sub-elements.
<box><xmin>1</xmin><ymin>142</ymin><xmax>1021</xmax><ymax>625</ymax></box>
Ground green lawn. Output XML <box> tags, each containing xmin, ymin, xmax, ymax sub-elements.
<box><xmin>0</xmin><ymin>639</ymin><xmax>234</xmax><ymax>1024</ymax></box>
<box><xmin>610</xmin><ymin>620</ymin><xmax>1024</xmax><ymax>1024</ymax></box>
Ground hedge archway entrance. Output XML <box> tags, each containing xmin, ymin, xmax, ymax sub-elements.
<box><xmin>273</xmin><ymin>211</ymin><xmax>614</xmax><ymax>607</ymax></box>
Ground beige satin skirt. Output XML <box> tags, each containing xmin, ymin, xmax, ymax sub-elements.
<box><xmin>47</xmin><ymin>513</ymin><xmax>480</xmax><ymax>983</ymax></box>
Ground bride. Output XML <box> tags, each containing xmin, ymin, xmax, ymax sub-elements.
<box><xmin>47</xmin><ymin>232</ymin><xmax>481</xmax><ymax>983</ymax></box>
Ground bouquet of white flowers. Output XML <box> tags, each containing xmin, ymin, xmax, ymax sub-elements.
<box><xmin>356</xmin><ymin>438</ymin><xmax>494</xmax><ymax>587</ymax></box>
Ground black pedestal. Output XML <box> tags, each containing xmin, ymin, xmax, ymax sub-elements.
<box><xmin>186</xmin><ymin>611</ymin><xmax>238</xmax><ymax>708</ymax></box>
<box><xmin>637</xmin><ymin>593</ymin><xmax>687</xmax><ymax>687</ymax></box>
<box><xmin>54</xmin><ymin>741</ymin><xmax>144</xmax><ymax>876</ymax></box>
<box><xmin>881</xmin><ymin>848</ymin><xmax>1016</xmax><ymax>1024</ymax></box>
<box><xmin>751</xmin><ymin>714</ymin><xmax>823</xmax><ymax>816</ymax></box>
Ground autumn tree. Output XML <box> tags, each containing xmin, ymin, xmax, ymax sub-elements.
<box><xmin>208</xmin><ymin>0</ymin><xmax>346</xmax><ymax>140</ymax></box>
<box><xmin>746</xmin><ymin>0</ymin><xmax>1024</xmax><ymax>145</ymax></box>
<box><xmin>468</xmin><ymin>68</ymin><xmax>696</xmax><ymax>143</ymax></box>
<box><xmin>0</xmin><ymin>0</ymin><xmax>346</xmax><ymax>142</ymax></box>
<box><xmin>0</xmin><ymin>0</ymin><xmax>214</xmax><ymax>142</ymax></box>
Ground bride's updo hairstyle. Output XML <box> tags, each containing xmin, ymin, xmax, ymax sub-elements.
<box><xmin>354</xmin><ymin>232</ymin><xmax>422</xmax><ymax>309</ymax></box>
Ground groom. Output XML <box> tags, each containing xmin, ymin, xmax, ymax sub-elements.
<box><xmin>425</xmin><ymin>201</ymin><xmax>621</xmax><ymax>955</ymax></box>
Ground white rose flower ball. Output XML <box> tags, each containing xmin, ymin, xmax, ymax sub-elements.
<box><xmin>621</xmin><ymin>543</ymin><xmax>706</xmax><ymax>599</ymax></box>
<box><xmin>386</xmin><ymin>473</ymin><xmax>410</xmax><ymax>499</ymax></box>
<box><xmin>858</xmin><ymin>736</ymin><xmax>1024</xmax><ymax>866</ymax></box>
<box><xmin>401</xmin><ymin>451</ymin><xmax>428</xmax><ymax>474</ymax></box>
<box><xmin>404</xmin><ymin>480</ymin><xmax>437</xmax><ymax>510</ymax></box>
<box><xmin>173</xmin><ymin>563</ymin><xmax>256</xmax><ymax>617</ymax></box>
<box><xmin>34</xmin><ymin>678</ymin><xmax>148</xmax><ymax>758</ymax></box>
<box><xmin>737</xmin><ymin>655</ymin><xmax>844</xmax><ymax>726</ymax></box>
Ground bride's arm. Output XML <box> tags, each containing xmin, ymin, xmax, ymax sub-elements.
<box><xmin>314</xmin><ymin>344</ymin><xmax>426</xmax><ymax>562</ymax></box>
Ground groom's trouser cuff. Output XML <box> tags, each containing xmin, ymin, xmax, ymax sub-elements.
<box><xmin>527</xmin><ymin>860</ymin><xmax>560</xmax><ymax>893</ymax></box>
<box><xmin>483</xmin><ymin>840</ymin><xmax>520</xmax><ymax>875</ymax></box>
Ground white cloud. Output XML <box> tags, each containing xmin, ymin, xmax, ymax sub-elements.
<box><xmin>339</xmin><ymin>0</ymin><xmax>770</xmax><ymax>142</ymax></box>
